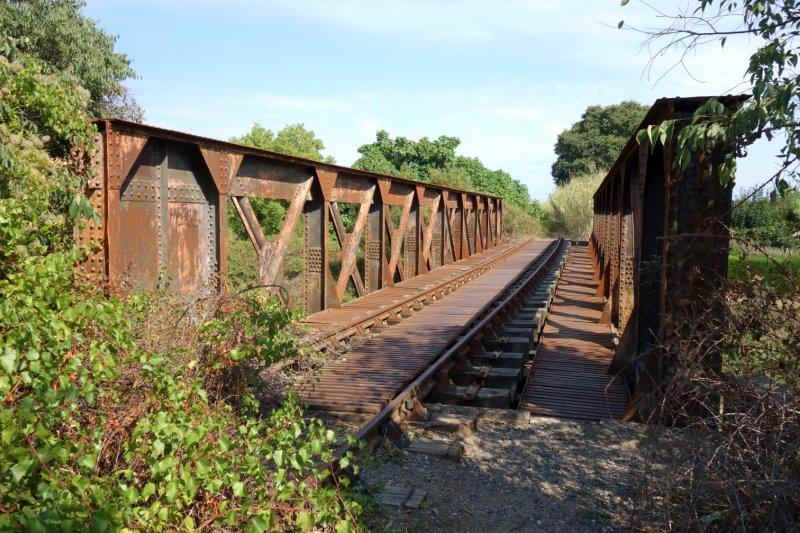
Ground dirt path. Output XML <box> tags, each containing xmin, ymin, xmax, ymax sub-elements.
<box><xmin>360</xmin><ymin>405</ymin><xmax>660</xmax><ymax>532</ymax></box>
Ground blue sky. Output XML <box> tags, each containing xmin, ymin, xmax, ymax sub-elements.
<box><xmin>84</xmin><ymin>0</ymin><xmax>779</xmax><ymax>200</ymax></box>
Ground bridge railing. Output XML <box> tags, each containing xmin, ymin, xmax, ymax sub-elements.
<box><xmin>76</xmin><ymin>120</ymin><xmax>502</xmax><ymax>313</ymax></box>
<box><xmin>590</xmin><ymin>95</ymin><xmax>746</xmax><ymax>401</ymax></box>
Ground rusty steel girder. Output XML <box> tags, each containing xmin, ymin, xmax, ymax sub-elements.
<box><xmin>75</xmin><ymin>120</ymin><xmax>503</xmax><ymax>312</ymax></box>
<box><xmin>588</xmin><ymin>95</ymin><xmax>747</xmax><ymax>402</ymax></box>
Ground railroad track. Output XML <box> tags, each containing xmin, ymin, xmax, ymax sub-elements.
<box><xmin>345</xmin><ymin>239</ymin><xmax>567</xmax><ymax>441</ymax></box>
<box><xmin>302</xmin><ymin>239</ymin><xmax>534</xmax><ymax>352</ymax></box>
<box><xmin>307</xmin><ymin>241</ymin><xmax>631</xmax><ymax>478</ymax></box>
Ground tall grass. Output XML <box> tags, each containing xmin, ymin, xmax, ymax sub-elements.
<box><xmin>545</xmin><ymin>172</ymin><xmax>604</xmax><ymax>240</ymax></box>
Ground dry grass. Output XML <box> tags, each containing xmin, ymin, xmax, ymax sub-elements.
<box><xmin>630</xmin><ymin>270</ymin><xmax>800</xmax><ymax>531</ymax></box>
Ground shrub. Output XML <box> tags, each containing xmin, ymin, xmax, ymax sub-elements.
<box><xmin>1</xmin><ymin>261</ymin><xmax>363</xmax><ymax>530</ymax></box>
<box><xmin>732</xmin><ymin>188</ymin><xmax>800</xmax><ymax>250</ymax></box>
<box><xmin>0</xmin><ymin>51</ymin><xmax>364</xmax><ymax>531</ymax></box>
<box><xmin>503</xmin><ymin>201</ymin><xmax>546</xmax><ymax>238</ymax></box>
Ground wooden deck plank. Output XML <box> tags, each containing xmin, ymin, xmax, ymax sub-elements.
<box><xmin>519</xmin><ymin>245</ymin><xmax>629</xmax><ymax>421</ymax></box>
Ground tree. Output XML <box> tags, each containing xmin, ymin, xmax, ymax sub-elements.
<box><xmin>0</xmin><ymin>0</ymin><xmax>140</xmax><ymax>120</ymax></box>
<box><xmin>231</xmin><ymin>122</ymin><xmax>335</xmax><ymax>163</ymax></box>
<box><xmin>551</xmin><ymin>101</ymin><xmax>648</xmax><ymax>185</ymax></box>
<box><xmin>354</xmin><ymin>130</ymin><xmax>547</xmax><ymax>236</ymax></box>
<box><xmin>353</xmin><ymin>130</ymin><xmax>459</xmax><ymax>182</ymax></box>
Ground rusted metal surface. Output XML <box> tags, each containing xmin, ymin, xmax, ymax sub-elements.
<box><xmin>77</xmin><ymin>119</ymin><xmax>503</xmax><ymax>307</ymax></box>
<box><xmin>300</xmin><ymin>240</ymin><xmax>558</xmax><ymax>414</ymax></box>
<box><xmin>588</xmin><ymin>95</ymin><xmax>746</xmax><ymax>402</ymax></box>
<box><xmin>302</xmin><ymin>239</ymin><xmax>529</xmax><ymax>350</ymax></box>
<box><xmin>519</xmin><ymin>245</ymin><xmax>628</xmax><ymax>420</ymax></box>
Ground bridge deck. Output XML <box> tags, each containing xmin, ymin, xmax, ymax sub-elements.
<box><xmin>519</xmin><ymin>245</ymin><xmax>628</xmax><ymax>420</ymax></box>
<box><xmin>302</xmin><ymin>240</ymin><xmax>525</xmax><ymax>347</ymax></box>
<box><xmin>300</xmin><ymin>240</ymin><xmax>555</xmax><ymax>413</ymax></box>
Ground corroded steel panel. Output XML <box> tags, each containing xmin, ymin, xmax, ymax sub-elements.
<box><xmin>92</xmin><ymin>118</ymin><xmax>502</xmax><ymax>308</ymax></box>
<box><xmin>164</xmin><ymin>143</ymin><xmax>217</xmax><ymax>293</ymax></box>
<box><xmin>118</xmin><ymin>141</ymin><xmax>163</xmax><ymax>290</ymax></box>
<box><xmin>75</xmin><ymin>133</ymin><xmax>107</xmax><ymax>284</ymax></box>
<box><xmin>590</xmin><ymin>95</ymin><xmax>745</xmax><ymax>393</ymax></box>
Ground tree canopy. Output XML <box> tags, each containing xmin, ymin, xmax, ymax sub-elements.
<box><xmin>353</xmin><ymin>130</ymin><xmax>546</xmax><ymax>237</ymax></box>
<box><xmin>0</xmin><ymin>0</ymin><xmax>141</xmax><ymax>120</ymax></box>
<box><xmin>230</xmin><ymin>122</ymin><xmax>335</xmax><ymax>163</ymax></box>
<box><xmin>551</xmin><ymin>101</ymin><xmax>648</xmax><ymax>186</ymax></box>
<box><xmin>353</xmin><ymin>130</ymin><xmax>536</xmax><ymax>209</ymax></box>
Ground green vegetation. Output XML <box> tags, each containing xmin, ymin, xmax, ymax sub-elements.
<box><xmin>0</xmin><ymin>10</ymin><xmax>362</xmax><ymax>532</ymax></box>
<box><xmin>231</xmin><ymin>122</ymin><xmax>335</xmax><ymax>164</ymax></box>
<box><xmin>728</xmin><ymin>249</ymin><xmax>800</xmax><ymax>292</ymax></box>
<box><xmin>0</xmin><ymin>0</ymin><xmax>141</xmax><ymax>120</ymax></box>
<box><xmin>544</xmin><ymin>172</ymin><xmax>604</xmax><ymax>240</ymax></box>
<box><xmin>732</xmin><ymin>187</ymin><xmax>800</xmax><ymax>250</ymax></box>
<box><xmin>551</xmin><ymin>101</ymin><xmax>647</xmax><ymax>186</ymax></box>
<box><xmin>354</xmin><ymin>130</ymin><xmax>546</xmax><ymax>237</ymax></box>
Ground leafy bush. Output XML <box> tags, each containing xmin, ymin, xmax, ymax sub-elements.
<box><xmin>545</xmin><ymin>172</ymin><xmax>603</xmax><ymax>240</ymax></box>
<box><xmin>1</xmin><ymin>265</ymin><xmax>363</xmax><ymax>530</ymax></box>
<box><xmin>502</xmin><ymin>201</ymin><xmax>546</xmax><ymax>238</ymax></box>
<box><xmin>0</xmin><ymin>0</ymin><xmax>139</xmax><ymax>119</ymax></box>
<box><xmin>732</xmin><ymin>188</ymin><xmax>800</xmax><ymax>250</ymax></box>
<box><xmin>0</xmin><ymin>51</ymin><xmax>363</xmax><ymax>531</ymax></box>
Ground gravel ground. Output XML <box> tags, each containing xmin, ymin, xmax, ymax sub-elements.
<box><xmin>360</xmin><ymin>405</ymin><xmax>666</xmax><ymax>533</ymax></box>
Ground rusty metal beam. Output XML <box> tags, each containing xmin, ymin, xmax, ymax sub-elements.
<box><xmin>329</xmin><ymin>199</ymin><xmax>370</xmax><ymax>299</ymax></box>
<box><xmin>232</xmin><ymin>196</ymin><xmax>267</xmax><ymax>253</ymax></box>
<box><xmin>421</xmin><ymin>193</ymin><xmax>441</xmax><ymax>271</ymax></box>
<box><xmin>261</xmin><ymin>177</ymin><xmax>313</xmax><ymax>286</ymax></box>
<box><xmin>385</xmin><ymin>194</ymin><xmax>413</xmax><ymax>284</ymax></box>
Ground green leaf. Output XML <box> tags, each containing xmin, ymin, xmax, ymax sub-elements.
<box><xmin>617</xmin><ymin>20</ymin><xmax>624</xmax><ymax>29</ymax></box>
<box><xmin>273</xmin><ymin>449</ymin><xmax>284</xmax><ymax>467</ymax></box>
<box><xmin>141</xmin><ymin>482</ymin><xmax>155</xmax><ymax>501</ymax></box>
<box><xmin>79</xmin><ymin>453</ymin><xmax>97</xmax><ymax>471</ymax></box>
<box><xmin>248</xmin><ymin>512</ymin><xmax>273</xmax><ymax>533</ymax></box>
<box><xmin>232</xmin><ymin>481</ymin><xmax>244</xmax><ymax>498</ymax></box>
<box><xmin>296</xmin><ymin>511</ymin><xmax>313</xmax><ymax>531</ymax></box>
<box><xmin>0</xmin><ymin>347</ymin><xmax>18</xmax><ymax>374</ymax></box>
<box><xmin>621</xmin><ymin>0</ymin><xmax>630</xmax><ymax>5</ymax></box>
<box><xmin>183</xmin><ymin>516</ymin><xmax>196</xmax><ymax>531</ymax></box>
<box><xmin>336</xmin><ymin>519</ymin><xmax>355</xmax><ymax>533</ymax></box>
<box><xmin>10</xmin><ymin>459</ymin><xmax>33</xmax><ymax>482</ymax></box>
<box><xmin>152</xmin><ymin>439</ymin><xmax>165</xmax><ymax>458</ymax></box>
<box><xmin>165</xmin><ymin>481</ymin><xmax>179</xmax><ymax>502</ymax></box>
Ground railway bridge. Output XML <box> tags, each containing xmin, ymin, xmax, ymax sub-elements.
<box><xmin>76</xmin><ymin>95</ymin><xmax>742</xmax><ymax>439</ymax></box>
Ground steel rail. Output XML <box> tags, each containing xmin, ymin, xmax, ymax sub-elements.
<box><xmin>307</xmin><ymin>238</ymin><xmax>536</xmax><ymax>350</ymax></box>
<box><xmin>347</xmin><ymin>238</ymin><xmax>565</xmax><ymax>446</ymax></box>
